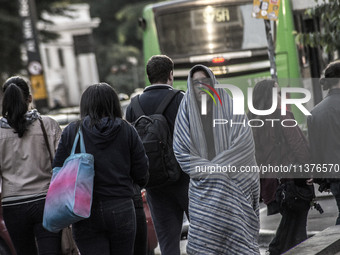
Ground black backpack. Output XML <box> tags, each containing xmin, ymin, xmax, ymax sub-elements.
<box><xmin>131</xmin><ymin>90</ymin><xmax>182</xmax><ymax>188</ymax></box>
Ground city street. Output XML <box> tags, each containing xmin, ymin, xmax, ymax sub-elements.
<box><xmin>155</xmin><ymin>190</ymin><xmax>338</xmax><ymax>255</ymax></box>
<box><xmin>1</xmin><ymin>0</ymin><xmax>339</xmax><ymax>254</ymax></box>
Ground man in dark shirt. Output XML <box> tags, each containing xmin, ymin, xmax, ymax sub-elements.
<box><xmin>308</xmin><ymin>60</ymin><xmax>340</xmax><ymax>225</ymax></box>
<box><xmin>126</xmin><ymin>55</ymin><xmax>189</xmax><ymax>255</ymax></box>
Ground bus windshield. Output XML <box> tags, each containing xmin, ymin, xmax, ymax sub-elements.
<box><xmin>155</xmin><ymin>3</ymin><xmax>268</xmax><ymax>58</ymax></box>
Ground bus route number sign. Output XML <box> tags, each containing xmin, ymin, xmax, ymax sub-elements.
<box><xmin>193</xmin><ymin>6</ymin><xmax>240</xmax><ymax>28</ymax></box>
<box><xmin>203</xmin><ymin>7</ymin><xmax>230</xmax><ymax>24</ymax></box>
<box><xmin>252</xmin><ymin>0</ymin><xmax>281</xmax><ymax>21</ymax></box>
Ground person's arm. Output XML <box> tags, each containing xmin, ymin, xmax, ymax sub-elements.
<box><xmin>173</xmin><ymin>100</ymin><xmax>214</xmax><ymax>179</ymax></box>
<box><xmin>307</xmin><ymin>115</ymin><xmax>321</xmax><ymax>164</ymax></box>
<box><xmin>166</xmin><ymin>90</ymin><xmax>184</xmax><ymax>131</ymax></box>
<box><xmin>313</xmin><ymin>109</ymin><xmax>340</xmax><ymax>164</ymax></box>
<box><xmin>280</xmin><ymin>112</ymin><xmax>314</xmax><ymax>185</ymax></box>
<box><xmin>129</xmin><ymin>125</ymin><xmax>149</xmax><ymax>188</ymax></box>
<box><xmin>281</xmin><ymin>112</ymin><xmax>311</xmax><ymax>164</ymax></box>
<box><xmin>52</xmin><ymin>123</ymin><xmax>74</xmax><ymax>168</ymax></box>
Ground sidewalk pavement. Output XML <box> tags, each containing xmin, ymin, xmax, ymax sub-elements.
<box><xmin>154</xmin><ymin>239</ymin><xmax>268</xmax><ymax>254</ymax></box>
<box><xmin>259</xmin><ymin>189</ymin><xmax>337</xmax><ymax>251</ymax></box>
<box><xmin>155</xmin><ymin>188</ymin><xmax>337</xmax><ymax>255</ymax></box>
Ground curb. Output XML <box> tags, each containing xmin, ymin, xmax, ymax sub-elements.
<box><xmin>259</xmin><ymin>229</ymin><xmax>319</xmax><ymax>248</ymax></box>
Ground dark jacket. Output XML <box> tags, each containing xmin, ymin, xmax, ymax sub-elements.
<box><xmin>53</xmin><ymin>116</ymin><xmax>149</xmax><ymax>202</ymax></box>
<box><xmin>126</xmin><ymin>84</ymin><xmax>189</xmax><ymax>189</ymax></box>
<box><xmin>126</xmin><ymin>84</ymin><xmax>184</xmax><ymax>135</ymax></box>
<box><xmin>308</xmin><ymin>89</ymin><xmax>340</xmax><ymax>167</ymax></box>
<box><xmin>254</xmin><ymin>109</ymin><xmax>311</xmax><ymax>205</ymax></box>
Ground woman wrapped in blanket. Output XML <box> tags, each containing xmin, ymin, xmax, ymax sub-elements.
<box><xmin>173</xmin><ymin>65</ymin><xmax>260</xmax><ymax>254</ymax></box>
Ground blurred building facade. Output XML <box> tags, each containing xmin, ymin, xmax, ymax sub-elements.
<box><xmin>39</xmin><ymin>3</ymin><xmax>100</xmax><ymax>107</ymax></box>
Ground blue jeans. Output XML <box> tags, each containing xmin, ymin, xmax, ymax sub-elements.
<box><xmin>330</xmin><ymin>182</ymin><xmax>340</xmax><ymax>225</ymax></box>
<box><xmin>2</xmin><ymin>199</ymin><xmax>61</xmax><ymax>255</ymax></box>
<box><xmin>72</xmin><ymin>198</ymin><xmax>136</xmax><ymax>255</ymax></box>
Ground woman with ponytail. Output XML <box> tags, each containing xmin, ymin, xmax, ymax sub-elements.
<box><xmin>0</xmin><ymin>76</ymin><xmax>62</xmax><ymax>255</ymax></box>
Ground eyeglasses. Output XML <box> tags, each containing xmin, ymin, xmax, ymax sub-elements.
<box><xmin>193</xmin><ymin>78</ymin><xmax>212</xmax><ymax>86</ymax></box>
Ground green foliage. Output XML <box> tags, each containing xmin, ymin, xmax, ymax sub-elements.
<box><xmin>295</xmin><ymin>0</ymin><xmax>340</xmax><ymax>53</ymax></box>
<box><xmin>0</xmin><ymin>0</ymin><xmax>24</xmax><ymax>81</ymax></box>
<box><xmin>115</xmin><ymin>2</ymin><xmax>150</xmax><ymax>46</ymax></box>
<box><xmin>84</xmin><ymin>0</ymin><xmax>159</xmax><ymax>92</ymax></box>
<box><xmin>85</xmin><ymin>0</ymin><xmax>141</xmax><ymax>46</ymax></box>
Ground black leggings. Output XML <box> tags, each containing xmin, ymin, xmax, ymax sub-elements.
<box><xmin>268</xmin><ymin>200</ymin><xmax>310</xmax><ymax>255</ymax></box>
<box><xmin>3</xmin><ymin>199</ymin><xmax>61</xmax><ymax>255</ymax></box>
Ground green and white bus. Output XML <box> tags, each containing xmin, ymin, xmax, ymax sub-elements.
<box><xmin>140</xmin><ymin>0</ymin><xmax>323</xmax><ymax>124</ymax></box>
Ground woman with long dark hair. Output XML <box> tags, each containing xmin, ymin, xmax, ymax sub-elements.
<box><xmin>248</xmin><ymin>79</ymin><xmax>312</xmax><ymax>255</ymax></box>
<box><xmin>0</xmin><ymin>76</ymin><xmax>62</xmax><ymax>254</ymax></box>
<box><xmin>53</xmin><ymin>83</ymin><xmax>149</xmax><ymax>255</ymax></box>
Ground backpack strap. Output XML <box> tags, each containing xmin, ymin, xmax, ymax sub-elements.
<box><xmin>155</xmin><ymin>90</ymin><xmax>182</xmax><ymax>114</ymax></box>
<box><xmin>131</xmin><ymin>95</ymin><xmax>145</xmax><ymax>118</ymax></box>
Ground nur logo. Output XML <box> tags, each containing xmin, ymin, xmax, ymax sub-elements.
<box><xmin>199</xmin><ymin>83</ymin><xmax>312</xmax><ymax>116</ymax></box>
<box><xmin>196</xmin><ymin>81</ymin><xmax>222</xmax><ymax>115</ymax></box>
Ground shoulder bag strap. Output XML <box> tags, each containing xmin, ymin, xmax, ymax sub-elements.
<box><xmin>155</xmin><ymin>90</ymin><xmax>182</xmax><ymax>114</ymax></box>
<box><xmin>71</xmin><ymin>122</ymin><xmax>87</xmax><ymax>154</ymax></box>
<box><xmin>39</xmin><ymin>118</ymin><xmax>53</xmax><ymax>165</ymax></box>
<box><xmin>71</xmin><ymin>128</ymin><xmax>80</xmax><ymax>155</ymax></box>
<box><xmin>78</xmin><ymin>127</ymin><xmax>86</xmax><ymax>153</ymax></box>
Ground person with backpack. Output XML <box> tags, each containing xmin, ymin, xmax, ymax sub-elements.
<box><xmin>173</xmin><ymin>65</ymin><xmax>260</xmax><ymax>254</ymax></box>
<box><xmin>126</xmin><ymin>55</ymin><xmax>189</xmax><ymax>255</ymax></box>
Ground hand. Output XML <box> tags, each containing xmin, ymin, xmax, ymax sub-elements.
<box><xmin>306</xmin><ymin>178</ymin><xmax>313</xmax><ymax>185</ymax></box>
